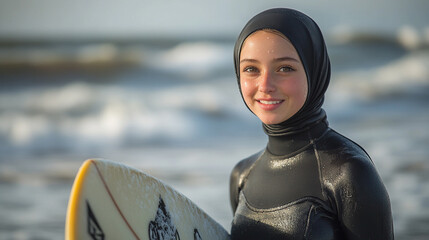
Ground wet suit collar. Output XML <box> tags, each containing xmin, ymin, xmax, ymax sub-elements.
<box><xmin>266</xmin><ymin>116</ymin><xmax>329</xmax><ymax>156</ymax></box>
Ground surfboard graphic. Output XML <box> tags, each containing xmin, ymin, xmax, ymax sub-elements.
<box><xmin>65</xmin><ymin>159</ymin><xmax>230</xmax><ymax>240</ymax></box>
<box><xmin>86</xmin><ymin>201</ymin><xmax>105</xmax><ymax>240</ymax></box>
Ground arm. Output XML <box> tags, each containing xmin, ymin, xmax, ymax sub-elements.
<box><xmin>229</xmin><ymin>162</ymin><xmax>243</xmax><ymax>214</ymax></box>
<box><xmin>334</xmin><ymin>157</ymin><xmax>394</xmax><ymax>239</ymax></box>
<box><xmin>229</xmin><ymin>151</ymin><xmax>262</xmax><ymax>214</ymax></box>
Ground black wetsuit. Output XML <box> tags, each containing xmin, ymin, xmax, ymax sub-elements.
<box><xmin>229</xmin><ymin>119</ymin><xmax>394</xmax><ymax>239</ymax></box>
<box><xmin>230</xmin><ymin>8</ymin><xmax>394</xmax><ymax>240</ymax></box>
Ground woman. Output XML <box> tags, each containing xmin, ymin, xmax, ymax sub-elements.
<box><xmin>229</xmin><ymin>8</ymin><xmax>394</xmax><ymax>239</ymax></box>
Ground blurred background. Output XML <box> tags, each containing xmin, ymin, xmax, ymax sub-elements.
<box><xmin>0</xmin><ymin>0</ymin><xmax>428</xmax><ymax>239</ymax></box>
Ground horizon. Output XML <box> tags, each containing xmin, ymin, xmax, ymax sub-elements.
<box><xmin>1</xmin><ymin>0</ymin><xmax>428</xmax><ymax>41</ymax></box>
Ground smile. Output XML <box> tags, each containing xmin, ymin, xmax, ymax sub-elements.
<box><xmin>256</xmin><ymin>99</ymin><xmax>284</xmax><ymax>111</ymax></box>
<box><xmin>258</xmin><ymin>100</ymin><xmax>283</xmax><ymax>105</ymax></box>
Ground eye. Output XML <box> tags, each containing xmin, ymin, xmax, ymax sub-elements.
<box><xmin>242</xmin><ymin>66</ymin><xmax>259</xmax><ymax>73</ymax></box>
<box><xmin>278</xmin><ymin>66</ymin><xmax>295</xmax><ymax>72</ymax></box>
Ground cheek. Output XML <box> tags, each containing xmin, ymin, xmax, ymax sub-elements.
<box><xmin>284</xmin><ymin>77</ymin><xmax>308</xmax><ymax>101</ymax></box>
<box><xmin>240</xmin><ymin>79</ymin><xmax>251</xmax><ymax>96</ymax></box>
<box><xmin>299</xmin><ymin>77</ymin><xmax>309</xmax><ymax>103</ymax></box>
<box><xmin>294</xmin><ymin>79</ymin><xmax>308</xmax><ymax>102</ymax></box>
<box><xmin>240</xmin><ymin>79</ymin><xmax>255</xmax><ymax>105</ymax></box>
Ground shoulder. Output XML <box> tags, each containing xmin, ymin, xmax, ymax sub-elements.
<box><xmin>229</xmin><ymin>150</ymin><xmax>263</xmax><ymax>213</ymax></box>
<box><xmin>318</xmin><ymin>128</ymin><xmax>391</xmax><ymax>209</ymax></box>
<box><xmin>230</xmin><ymin>150</ymin><xmax>263</xmax><ymax>190</ymax></box>
<box><xmin>318</xmin><ymin>130</ymin><xmax>393</xmax><ymax>238</ymax></box>
<box><xmin>317</xmin><ymin>129</ymin><xmax>381</xmax><ymax>184</ymax></box>
<box><xmin>318</xmin><ymin>128</ymin><xmax>371</xmax><ymax>160</ymax></box>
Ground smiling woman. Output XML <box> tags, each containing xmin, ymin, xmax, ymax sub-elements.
<box><xmin>239</xmin><ymin>30</ymin><xmax>308</xmax><ymax>125</ymax></box>
<box><xmin>229</xmin><ymin>8</ymin><xmax>394</xmax><ymax>240</ymax></box>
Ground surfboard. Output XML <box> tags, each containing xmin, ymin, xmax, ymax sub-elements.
<box><xmin>65</xmin><ymin>159</ymin><xmax>230</xmax><ymax>240</ymax></box>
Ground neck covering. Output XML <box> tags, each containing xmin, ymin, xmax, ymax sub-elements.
<box><xmin>234</xmin><ymin>8</ymin><xmax>331</xmax><ymax>136</ymax></box>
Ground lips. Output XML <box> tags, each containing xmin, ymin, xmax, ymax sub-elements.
<box><xmin>259</xmin><ymin>100</ymin><xmax>282</xmax><ymax>105</ymax></box>
<box><xmin>256</xmin><ymin>99</ymin><xmax>284</xmax><ymax>110</ymax></box>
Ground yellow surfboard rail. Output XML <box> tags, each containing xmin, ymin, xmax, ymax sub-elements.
<box><xmin>65</xmin><ymin>159</ymin><xmax>94</xmax><ymax>240</ymax></box>
<box><xmin>65</xmin><ymin>159</ymin><xmax>230</xmax><ymax>240</ymax></box>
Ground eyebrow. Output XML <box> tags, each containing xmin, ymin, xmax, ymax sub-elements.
<box><xmin>240</xmin><ymin>56</ymin><xmax>300</xmax><ymax>64</ymax></box>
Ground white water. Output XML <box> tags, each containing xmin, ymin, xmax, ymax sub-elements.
<box><xmin>1</xmin><ymin>1</ymin><xmax>429</xmax><ymax>239</ymax></box>
<box><xmin>1</xmin><ymin>39</ymin><xmax>428</xmax><ymax>239</ymax></box>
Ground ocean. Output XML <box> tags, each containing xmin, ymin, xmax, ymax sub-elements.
<box><xmin>1</xmin><ymin>2</ymin><xmax>429</xmax><ymax>239</ymax></box>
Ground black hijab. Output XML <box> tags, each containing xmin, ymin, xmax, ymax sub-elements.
<box><xmin>234</xmin><ymin>8</ymin><xmax>331</xmax><ymax>136</ymax></box>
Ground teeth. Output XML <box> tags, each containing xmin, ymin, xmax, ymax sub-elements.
<box><xmin>259</xmin><ymin>100</ymin><xmax>281</xmax><ymax>105</ymax></box>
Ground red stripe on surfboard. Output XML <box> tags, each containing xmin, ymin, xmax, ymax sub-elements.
<box><xmin>92</xmin><ymin>160</ymin><xmax>141</xmax><ymax>240</ymax></box>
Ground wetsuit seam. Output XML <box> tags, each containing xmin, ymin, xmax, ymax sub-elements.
<box><xmin>329</xmin><ymin>128</ymin><xmax>374</xmax><ymax>164</ymax></box>
<box><xmin>312</xmin><ymin>129</ymin><xmax>338</xmax><ymax>217</ymax></box>
<box><xmin>312</xmin><ymin>139</ymin><xmax>327</xmax><ymax>202</ymax></box>
<box><xmin>241</xmin><ymin>192</ymin><xmax>327</xmax><ymax>213</ymax></box>
<box><xmin>304</xmin><ymin>205</ymin><xmax>316</xmax><ymax>239</ymax></box>
<box><xmin>266</xmin><ymin>143</ymin><xmax>313</xmax><ymax>158</ymax></box>
<box><xmin>238</xmin><ymin>150</ymin><xmax>264</xmax><ymax>196</ymax></box>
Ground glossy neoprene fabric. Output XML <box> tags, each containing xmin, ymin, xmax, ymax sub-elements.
<box><xmin>230</xmin><ymin>119</ymin><xmax>394</xmax><ymax>239</ymax></box>
<box><xmin>230</xmin><ymin>8</ymin><xmax>394</xmax><ymax>239</ymax></box>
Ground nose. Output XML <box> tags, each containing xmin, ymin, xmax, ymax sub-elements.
<box><xmin>258</xmin><ymin>71</ymin><xmax>276</xmax><ymax>93</ymax></box>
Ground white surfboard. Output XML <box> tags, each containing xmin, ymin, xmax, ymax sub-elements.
<box><xmin>65</xmin><ymin>159</ymin><xmax>230</xmax><ymax>240</ymax></box>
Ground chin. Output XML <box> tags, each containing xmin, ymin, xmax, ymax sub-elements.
<box><xmin>259</xmin><ymin>114</ymin><xmax>291</xmax><ymax>125</ymax></box>
<box><xmin>260</xmin><ymin>118</ymin><xmax>284</xmax><ymax>125</ymax></box>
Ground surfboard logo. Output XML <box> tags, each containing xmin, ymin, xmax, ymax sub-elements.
<box><xmin>148</xmin><ymin>197</ymin><xmax>180</xmax><ymax>240</ymax></box>
<box><xmin>86</xmin><ymin>200</ymin><xmax>105</xmax><ymax>240</ymax></box>
<box><xmin>148</xmin><ymin>196</ymin><xmax>204</xmax><ymax>240</ymax></box>
<box><xmin>194</xmin><ymin>229</ymin><xmax>202</xmax><ymax>240</ymax></box>
<box><xmin>148</xmin><ymin>197</ymin><xmax>203</xmax><ymax>240</ymax></box>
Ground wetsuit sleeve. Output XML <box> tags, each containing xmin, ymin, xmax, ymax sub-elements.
<box><xmin>332</xmin><ymin>156</ymin><xmax>394</xmax><ymax>239</ymax></box>
<box><xmin>229</xmin><ymin>162</ymin><xmax>243</xmax><ymax>214</ymax></box>
<box><xmin>229</xmin><ymin>151</ymin><xmax>261</xmax><ymax>214</ymax></box>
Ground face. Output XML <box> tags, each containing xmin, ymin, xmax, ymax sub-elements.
<box><xmin>239</xmin><ymin>30</ymin><xmax>308</xmax><ymax>125</ymax></box>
